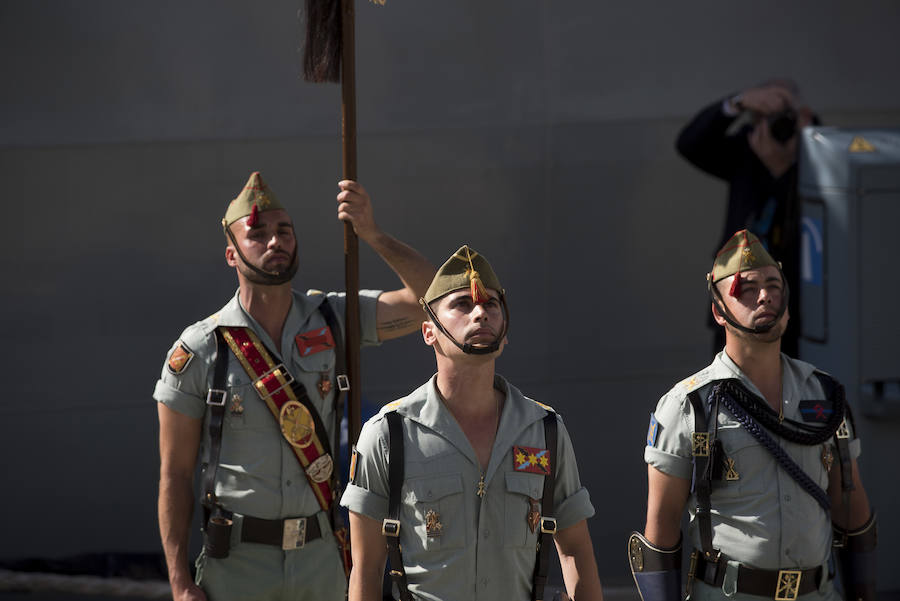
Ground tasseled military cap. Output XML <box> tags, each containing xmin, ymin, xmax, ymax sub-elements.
<box><xmin>222</xmin><ymin>172</ymin><xmax>285</xmax><ymax>230</ymax></box>
<box><xmin>423</xmin><ymin>245</ymin><xmax>503</xmax><ymax>304</ymax></box>
<box><xmin>709</xmin><ymin>230</ymin><xmax>780</xmax><ymax>297</ymax></box>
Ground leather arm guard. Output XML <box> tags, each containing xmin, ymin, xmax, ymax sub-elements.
<box><xmin>834</xmin><ymin>512</ymin><xmax>877</xmax><ymax>601</ymax></box>
<box><xmin>628</xmin><ymin>531</ymin><xmax>682</xmax><ymax>601</ymax></box>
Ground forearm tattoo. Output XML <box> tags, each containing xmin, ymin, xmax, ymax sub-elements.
<box><xmin>377</xmin><ymin>317</ymin><xmax>418</xmax><ymax>333</ymax></box>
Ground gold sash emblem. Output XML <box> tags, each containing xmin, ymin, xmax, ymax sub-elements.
<box><xmin>279</xmin><ymin>401</ymin><xmax>315</xmax><ymax>448</ymax></box>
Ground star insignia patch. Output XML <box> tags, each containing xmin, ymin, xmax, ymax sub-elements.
<box><xmin>513</xmin><ymin>445</ymin><xmax>551</xmax><ymax>475</ymax></box>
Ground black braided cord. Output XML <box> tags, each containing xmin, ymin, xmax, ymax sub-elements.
<box><xmin>716</xmin><ymin>379</ymin><xmax>844</xmax><ymax>445</ymax></box>
<box><xmin>713</xmin><ymin>382</ymin><xmax>831</xmax><ymax>512</ymax></box>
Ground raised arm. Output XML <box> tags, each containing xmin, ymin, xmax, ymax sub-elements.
<box><xmin>347</xmin><ymin>511</ymin><xmax>389</xmax><ymax>601</ymax></box>
<box><xmin>158</xmin><ymin>403</ymin><xmax>207</xmax><ymax>601</ymax></box>
<box><xmin>336</xmin><ymin>180</ymin><xmax>435</xmax><ymax>341</ymax></box>
<box><xmin>555</xmin><ymin>519</ymin><xmax>604</xmax><ymax>601</ymax></box>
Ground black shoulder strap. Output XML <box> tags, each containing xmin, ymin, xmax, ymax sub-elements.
<box><xmin>317</xmin><ymin>298</ymin><xmax>348</xmax><ymax>534</ymax></box>
<box><xmin>201</xmin><ymin>330</ymin><xmax>230</xmax><ymax>517</ymax></box>
<box><xmin>384</xmin><ymin>411</ymin><xmax>412</xmax><ymax>601</ymax></box>
<box><xmin>531</xmin><ymin>412</ymin><xmax>558</xmax><ymax>601</ymax></box>
<box><xmin>687</xmin><ymin>390</ymin><xmax>717</xmax><ymax>563</ymax></box>
<box><xmin>815</xmin><ymin>371</ymin><xmax>856</xmax><ymax>545</ymax></box>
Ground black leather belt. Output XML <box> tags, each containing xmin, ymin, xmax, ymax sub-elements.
<box><xmin>694</xmin><ymin>553</ymin><xmax>822</xmax><ymax>600</ymax></box>
<box><xmin>241</xmin><ymin>515</ymin><xmax>323</xmax><ymax>550</ymax></box>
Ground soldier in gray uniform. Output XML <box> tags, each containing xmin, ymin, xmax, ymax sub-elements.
<box><xmin>629</xmin><ymin>230</ymin><xmax>876</xmax><ymax>601</ymax></box>
<box><xmin>154</xmin><ymin>172</ymin><xmax>434</xmax><ymax>601</ymax></box>
<box><xmin>341</xmin><ymin>245</ymin><xmax>603</xmax><ymax>601</ymax></box>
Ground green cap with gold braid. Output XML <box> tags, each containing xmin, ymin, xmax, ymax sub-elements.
<box><xmin>421</xmin><ymin>245</ymin><xmax>509</xmax><ymax>355</ymax></box>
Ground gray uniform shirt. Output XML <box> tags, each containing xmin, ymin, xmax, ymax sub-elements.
<box><xmin>153</xmin><ymin>288</ymin><xmax>381</xmax><ymax>520</ymax></box>
<box><xmin>341</xmin><ymin>374</ymin><xmax>594</xmax><ymax>601</ymax></box>
<box><xmin>646</xmin><ymin>351</ymin><xmax>860</xmax><ymax>571</ymax></box>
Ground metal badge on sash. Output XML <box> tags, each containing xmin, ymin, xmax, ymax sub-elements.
<box><xmin>279</xmin><ymin>401</ymin><xmax>315</xmax><ymax>448</ymax></box>
<box><xmin>305</xmin><ymin>454</ymin><xmax>334</xmax><ymax>483</ymax></box>
<box><xmin>513</xmin><ymin>445</ymin><xmax>551</xmax><ymax>475</ymax></box>
<box><xmin>230</xmin><ymin>394</ymin><xmax>244</xmax><ymax>415</ymax></box>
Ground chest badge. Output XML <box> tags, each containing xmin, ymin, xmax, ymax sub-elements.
<box><xmin>527</xmin><ymin>497</ymin><xmax>541</xmax><ymax>533</ymax></box>
<box><xmin>230</xmin><ymin>394</ymin><xmax>244</xmax><ymax>415</ymax></box>
<box><xmin>822</xmin><ymin>445</ymin><xmax>834</xmax><ymax>471</ymax></box>
<box><xmin>295</xmin><ymin>326</ymin><xmax>335</xmax><ymax>357</ymax></box>
<box><xmin>279</xmin><ymin>401</ymin><xmax>315</xmax><ymax>448</ymax></box>
<box><xmin>723</xmin><ymin>457</ymin><xmax>740</xmax><ymax>481</ymax></box>
<box><xmin>425</xmin><ymin>509</ymin><xmax>443</xmax><ymax>538</ymax></box>
<box><xmin>513</xmin><ymin>445</ymin><xmax>551</xmax><ymax>475</ymax></box>
<box><xmin>317</xmin><ymin>372</ymin><xmax>333</xmax><ymax>399</ymax></box>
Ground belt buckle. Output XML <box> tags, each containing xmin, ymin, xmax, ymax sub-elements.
<box><xmin>775</xmin><ymin>569</ymin><xmax>802</xmax><ymax>601</ymax></box>
<box><xmin>282</xmin><ymin>517</ymin><xmax>307</xmax><ymax>550</ymax></box>
<box><xmin>255</xmin><ymin>364</ymin><xmax>295</xmax><ymax>401</ymax></box>
<box><xmin>336</xmin><ymin>374</ymin><xmax>350</xmax><ymax>392</ymax></box>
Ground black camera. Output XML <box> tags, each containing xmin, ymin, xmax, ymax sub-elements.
<box><xmin>767</xmin><ymin>109</ymin><xmax>798</xmax><ymax>144</ymax></box>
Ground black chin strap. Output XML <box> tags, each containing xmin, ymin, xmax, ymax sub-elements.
<box><xmin>224</xmin><ymin>225</ymin><xmax>298</xmax><ymax>285</ymax></box>
<box><xmin>421</xmin><ymin>295</ymin><xmax>510</xmax><ymax>355</ymax></box>
<box><xmin>708</xmin><ymin>269</ymin><xmax>789</xmax><ymax>335</ymax></box>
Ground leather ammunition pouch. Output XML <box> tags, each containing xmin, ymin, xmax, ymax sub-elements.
<box><xmin>628</xmin><ymin>531</ymin><xmax>682</xmax><ymax>601</ymax></box>
<box><xmin>834</xmin><ymin>511</ymin><xmax>877</xmax><ymax>601</ymax></box>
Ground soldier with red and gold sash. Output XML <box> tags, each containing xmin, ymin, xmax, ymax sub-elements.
<box><xmin>154</xmin><ymin>172</ymin><xmax>433</xmax><ymax>601</ymax></box>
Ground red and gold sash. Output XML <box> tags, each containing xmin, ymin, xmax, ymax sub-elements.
<box><xmin>220</xmin><ymin>326</ymin><xmax>335</xmax><ymax>511</ymax></box>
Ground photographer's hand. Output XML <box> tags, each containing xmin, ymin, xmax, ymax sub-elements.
<box><xmin>737</xmin><ymin>85</ymin><xmax>795</xmax><ymax>115</ymax></box>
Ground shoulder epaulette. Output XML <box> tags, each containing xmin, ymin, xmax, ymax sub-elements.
<box><xmin>530</xmin><ymin>399</ymin><xmax>556</xmax><ymax>413</ymax></box>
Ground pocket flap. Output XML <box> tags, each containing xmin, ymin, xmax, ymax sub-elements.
<box><xmin>409</xmin><ymin>473</ymin><xmax>464</xmax><ymax>502</ymax></box>
<box><xmin>505</xmin><ymin>471</ymin><xmax>543</xmax><ymax>499</ymax></box>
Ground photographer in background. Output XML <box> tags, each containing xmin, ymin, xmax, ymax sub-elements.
<box><xmin>676</xmin><ymin>79</ymin><xmax>817</xmax><ymax>358</ymax></box>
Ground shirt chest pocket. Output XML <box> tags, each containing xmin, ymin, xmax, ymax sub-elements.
<box><xmin>406</xmin><ymin>473</ymin><xmax>466</xmax><ymax>551</ymax></box>
<box><xmin>712</xmin><ymin>423</ymin><xmax>768</xmax><ymax>499</ymax></box>
<box><xmin>503</xmin><ymin>471</ymin><xmax>544</xmax><ymax>549</ymax></box>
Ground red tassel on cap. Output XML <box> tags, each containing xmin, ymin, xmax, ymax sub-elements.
<box><xmin>247</xmin><ymin>203</ymin><xmax>259</xmax><ymax>227</ymax></box>
<box><xmin>470</xmin><ymin>271</ymin><xmax>488</xmax><ymax>304</ymax></box>
<box><xmin>729</xmin><ymin>272</ymin><xmax>743</xmax><ymax>298</ymax></box>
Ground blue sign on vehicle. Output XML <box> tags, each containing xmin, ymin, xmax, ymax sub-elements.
<box><xmin>801</xmin><ymin>216</ymin><xmax>824</xmax><ymax>286</ymax></box>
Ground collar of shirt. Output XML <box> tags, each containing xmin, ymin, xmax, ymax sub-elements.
<box><xmin>392</xmin><ymin>374</ymin><xmax>552</xmax><ymax>481</ymax></box>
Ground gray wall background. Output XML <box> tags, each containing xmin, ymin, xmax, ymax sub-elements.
<box><xmin>2</xmin><ymin>0</ymin><xmax>899</xmax><ymax>594</ymax></box>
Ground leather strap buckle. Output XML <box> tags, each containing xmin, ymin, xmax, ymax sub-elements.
<box><xmin>255</xmin><ymin>363</ymin><xmax>295</xmax><ymax>401</ymax></box>
<box><xmin>206</xmin><ymin>388</ymin><xmax>228</xmax><ymax>406</ymax></box>
<box><xmin>775</xmin><ymin>569</ymin><xmax>802</xmax><ymax>601</ymax></box>
<box><xmin>337</xmin><ymin>374</ymin><xmax>350</xmax><ymax>392</ymax></box>
<box><xmin>382</xmin><ymin>518</ymin><xmax>401</xmax><ymax>537</ymax></box>
<box><xmin>540</xmin><ymin>517</ymin><xmax>557</xmax><ymax>535</ymax></box>
<box><xmin>282</xmin><ymin>517</ymin><xmax>308</xmax><ymax>550</ymax></box>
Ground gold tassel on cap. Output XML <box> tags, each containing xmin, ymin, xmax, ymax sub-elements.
<box><xmin>465</xmin><ymin>247</ymin><xmax>489</xmax><ymax>304</ymax></box>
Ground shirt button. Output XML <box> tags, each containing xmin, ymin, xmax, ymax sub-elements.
<box><xmin>784</xmin><ymin>494</ymin><xmax>791</xmax><ymax>501</ymax></box>
<box><xmin>483</xmin><ymin>529</ymin><xmax>490</xmax><ymax>539</ymax></box>
<box><xmin>482</xmin><ymin>578</ymin><xmax>489</xmax><ymax>586</ymax></box>
<box><xmin>286</xmin><ymin>480</ymin><xmax>292</xmax><ymax>486</ymax></box>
